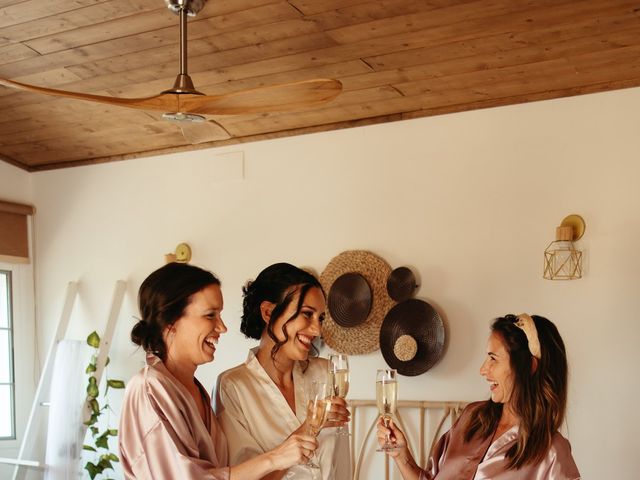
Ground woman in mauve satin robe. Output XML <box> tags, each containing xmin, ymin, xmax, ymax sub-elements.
<box><xmin>216</xmin><ymin>263</ymin><xmax>351</xmax><ymax>480</ymax></box>
<box><xmin>118</xmin><ymin>262</ymin><xmax>318</xmax><ymax>480</ymax></box>
<box><xmin>377</xmin><ymin>314</ymin><xmax>581</xmax><ymax>480</ymax></box>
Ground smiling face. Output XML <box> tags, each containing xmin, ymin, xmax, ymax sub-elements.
<box><xmin>164</xmin><ymin>283</ymin><xmax>227</xmax><ymax>368</ymax></box>
<box><xmin>267</xmin><ymin>285</ymin><xmax>326</xmax><ymax>362</ymax></box>
<box><xmin>479</xmin><ymin>331</ymin><xmax>515</xmax><ymax>406</ymax></box>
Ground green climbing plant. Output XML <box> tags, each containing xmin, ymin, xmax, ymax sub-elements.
<box><xmin>82</xmin><ymin>331</ymin><xmax>126</xmax><ymax>480</ymax></box>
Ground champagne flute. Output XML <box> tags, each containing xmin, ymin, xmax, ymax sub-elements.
<box><xmin>328</xmin><ymin>354</ymin><xmax>350</xmax><ymax>436</ymax></box>
<box><xmin>305</xmin><ymin>380</ymin><xmax>330</xmax><ymax>470</ymax></box>
<box><xmin>376</xmin><ymin>368</ymin><xmax>401</xmax><ymax>452</ymax></box>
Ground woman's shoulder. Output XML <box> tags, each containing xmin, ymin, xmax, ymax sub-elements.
<box><xmin>125</xmin><ymin>364</ymin><xmax>166</xmax><ymax>396</ymax></box>
<box><xmin>301</xmin><ymin>355</ymin><xmax>328</xmax><ymax>378</ymax></box>
<box><xmin>218</xmin><ymin>362</ymin><xmax>252</xmax><ymax>388</ymax></box>
<box><xmin>549</xmin><ymin>431</ymin><xmax>577</xmax><ymax>456</ymax></box>
<box><xmin>459</xmin><ymin>400</ymin><xmax>487</xmax><ymax>417</ymax></box>
<box><xmin>546</xmin><ymin>432</ymin><xmax>581</xmax><ymax>477</ymax></box>
<box><xmin>122</xmin><ymin>363</ymin><xmax>187</xmax><ymax>424</ymax></box>
<box><xmin>308</xmin><ymin>355</ymin><xmax>328</xmax><ymax>369</ymax></box>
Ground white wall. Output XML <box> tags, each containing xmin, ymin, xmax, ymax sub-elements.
<box><xmin>24</xmin><ymin>86</ymin><xmax>640</xmax><ymax>479</ymax></box>
<box><xmin>0</xmin><ymin>163</ymin><xmax>36</xmax><ymax>479</ymax></box>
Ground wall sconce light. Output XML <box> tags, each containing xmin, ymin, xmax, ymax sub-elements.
<box><xmin>543</xmin><ymin>215</ymin><xmax>585</xmax><ymax>280</ymax></box>
<box><xmin>165</xmin><ymin>242</ymin><xmax>192</xmax><ymax>264</ymax></box>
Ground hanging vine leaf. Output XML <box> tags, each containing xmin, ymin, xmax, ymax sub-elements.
<box><xmin>84</xmin><ymin>412</ymin><xmax>99</xmax><ymax>426</ymax></box>
<box><xmin>87</xmin><ymin>331</ymin><xmax>101</xmax><ymax>348</ymax></box>
<box><xmin>84</xmin><ymin>330</ymin><xmax>125</xmax><ymax>479</ymax></box>
<box><xmin>85</xmin><ymin>462</ymin><xmax>101</xmax><ymax>479</ymax></box>
<box><xmin>95</xmin><ymin>435</ymin><xmax>109</xmax><ymax>449</ymax></box>
<box><xmin>89</xmin><ymin>398</ymin><xmax>100</xmax><ymax>414</ymax></box>
<box><xmin>87</xmin><ymin>378</ymin><xmax>99</xmax><ymax>398</ymax></box>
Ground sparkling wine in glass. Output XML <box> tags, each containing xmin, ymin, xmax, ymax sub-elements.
<box><xmin>328</xmin><ymin>354</ymin><xmax>350</xmax><ymax>436</ymax></box>
<box><xmin>306</xmin><ymin>381</ymin><xmax>330</xmax><ymax>469</ymax></box>
<box><xmin>376</xmin><ymin>369</ymin><xmax>401</xmax><ymax>452</ymax></box>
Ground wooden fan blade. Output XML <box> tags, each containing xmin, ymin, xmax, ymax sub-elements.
<box><xmin>179</xmin><ymin>120</ymin><xmax>231</xmax><ymax>144</ymax></box>
<box><xmin>178</xmin><ymin>78</ymin><xmax>342</xmax><ymax>115</ymax></box>
<box><xmin>0</xmin><ymin>77</ymin><xmax>189</xmax><ymax>112</ymax></box>
<box><xmin>0</xmin><ymin>77</ymin><xmax>341</xmax><ymax>115</ymax></box>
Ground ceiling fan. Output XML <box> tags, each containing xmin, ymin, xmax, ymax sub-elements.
<box><xmin>0</xmin><ymin>0</ymin><xmax>342</xmax><ymax>144</ymax></box>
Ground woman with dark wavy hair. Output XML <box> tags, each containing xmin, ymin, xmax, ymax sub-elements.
<box><xmin>377</xmin><ymin>314</ymin><xmax>580</xmax><ymax>479</ymax></box>
<box><xmin>118</xmin><ymin>262</ymin><xmax>318</xmax><ymax>480</ymax></box>
<box><xmin>215</xmin><ymin>262</ymin><xmax>351</xmax><ymax>480</ymax></box>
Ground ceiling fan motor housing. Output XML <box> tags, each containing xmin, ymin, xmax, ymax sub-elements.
<box><xmin>165</xmin><ymin>0</ymin><xmax>207</xmax><ymax>16</ymax></box>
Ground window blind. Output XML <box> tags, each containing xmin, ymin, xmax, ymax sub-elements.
<box><xmin>0</xmin><ymin>200</ymin><xmax>34</xmax><ymax>263</ymax></box>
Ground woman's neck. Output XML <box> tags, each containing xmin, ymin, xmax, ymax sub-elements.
<box><xmin>495</xmin><ymin>404</ymin><xmax>519</xmax><ymax>437</ymax></box>
<box><xmin>164</xmin><ymin>354</ymin><xmax>197</xmax><ymax>391</ymax></box>
<box><xmin>256</xmin><ymin>338</ymin><xmax>294</xmax><ymax>389</ymax></box>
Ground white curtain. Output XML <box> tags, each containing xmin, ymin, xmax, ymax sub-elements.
<box><xmin>44</xmin><ymin>339</ymin><xmax>91</xmax><ymax>480</ymax></box>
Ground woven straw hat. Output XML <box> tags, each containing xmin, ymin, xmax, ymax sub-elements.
<box><xmin>379</xmin><ymin>299</ymin><xmax>445</xmax><ymax>376</ymax></box>
<box><xmin>320</xmin><ymin>250</ymin><xmax>395</xmax><ymax>354</ymax></box>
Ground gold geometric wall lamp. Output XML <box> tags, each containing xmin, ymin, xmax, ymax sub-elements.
<box><xmin>543</xmin><ymin>214</ymin><xmax>586</xmax><ymax>280</ymax></box>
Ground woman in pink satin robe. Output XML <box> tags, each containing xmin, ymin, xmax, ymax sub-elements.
<box><xmin>377</xmin><ymin>314</ymin><xmax>581</xmax><ymax>480</ymax></box>
<box><xmin>118</xmin><ymin>262</ymin><xmax>318</xmax><ymax>480</ymax></box>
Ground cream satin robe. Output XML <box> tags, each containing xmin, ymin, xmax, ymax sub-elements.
<box><xmin>216</xmin><ymin>348</ymin><xmax>351</xmax><ymax>479</ymax></box>
<box><xmin>119</xmin><ymin>354</ymin><xmax>229</xmax><ymax>480</ymax></box>
<box><xmin>420</xmin><ymin>402</ymin><xmax>581</xmax><ymax>480</ymax></box>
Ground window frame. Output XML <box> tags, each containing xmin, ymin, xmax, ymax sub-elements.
<box><xmin>0</xmin><ymin>269</ymin><xmax>16</xmax><ymax>440</ymax></box>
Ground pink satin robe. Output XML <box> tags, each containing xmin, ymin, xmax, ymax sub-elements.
<box><xmin>118</xmin><ymin>354</ymin><xmax>229</xmax><ymax>480</ymax></box>
<box><xmin>420</xmin><ymin>402</ymin><xmax>580</xmax><ymax>480</ymax></box>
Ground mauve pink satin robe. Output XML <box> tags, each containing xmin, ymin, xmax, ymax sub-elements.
<box><xmin>419</xmin><ymin>402</ymin><xmax>580</xmax><ymax>480</ymax></box>
<box><xmin>118</xmin><ymin>354</ymin><xmax>230</xmax><ymax>480</ymax></box>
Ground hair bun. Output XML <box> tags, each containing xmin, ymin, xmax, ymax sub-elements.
<box><xmin>130</xmin><ymin>318</ymin><xmax>149</xmax><ymax>346</ymax></box>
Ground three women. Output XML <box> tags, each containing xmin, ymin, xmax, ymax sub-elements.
<box><xmin>119</xmin><ymin>261</ymin><xmax>579</xmax><ymax>479</ymax></box>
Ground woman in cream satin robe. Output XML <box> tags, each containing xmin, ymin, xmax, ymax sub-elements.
<box><xmin>377</xmin><ymin>314</ymin><xmax>581</xmax><ymax>480</ymax></box>
<box><xmin>118</xmin><ymin>263</ymin><xmax>318</xmax><ymax>480</ymax></box>
<box><xmin>216</xmin><ymin>263</ymin><xmax>351</xmax><ymax>480</ymax></box>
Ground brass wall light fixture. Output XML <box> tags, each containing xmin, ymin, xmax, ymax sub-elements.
<box><xmin>543</xmin><ymin>215</ymin><xmax>586</xmax><ymax>280</ymax></box>
<box><xmin>165</xmin><ymin>242</ymin><xmax>192</xmax><ymax>264</ymax></box>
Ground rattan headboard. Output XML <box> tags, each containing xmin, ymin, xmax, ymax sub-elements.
<box><xmin>348</xmin><ymin>400</ymin><xmax>467</xmax><ymax>480</ymax></box>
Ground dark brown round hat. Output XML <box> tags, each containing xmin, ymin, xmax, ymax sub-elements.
<box><xmin>386</xmin><ymin>266</ymin><xmax>417</xmax><ymax>302</ymax></box>
<box><xmin>328</xmin><ymin>272</ymin><xmax>372</xmax><ymax>328</ymax></box>
<box><xmin>380</xmin><ymin>299</ymin><xmax>445</xmax><ymax>376</ymax></box>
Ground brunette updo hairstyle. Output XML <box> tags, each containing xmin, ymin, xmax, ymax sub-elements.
<box><xmin>465</xmin><ymin>314</ymin><xmax>569</xmax><ymax>469</ymax></box>
<box><xmin>131</xmin><ymin>262</ymin><xmax>220</xmax><ymax>361</ymax></box>
<box><xmin>241</xmin><ymin>263</ymin><xmax>324</xmax><ymax>361</ymax></box>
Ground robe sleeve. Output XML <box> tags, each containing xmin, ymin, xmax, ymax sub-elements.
<box><xmin>119</xmin><ymin>371</ymin><xmax>229</xmax><ymax>480</ymax></box>
<box><xmin>419</xmin><ymin>426</ymin><xmax>451</xmax><ymax>480</ymax></box>
<box><xmin>215</xmin><ymin>375</ymin><xmax>266</xmax><ymax>466</ymax></box>
<box><xmin>538</xmin><ymin>434</ymin><xmax>582</xmax><ymax>480</ymax></box>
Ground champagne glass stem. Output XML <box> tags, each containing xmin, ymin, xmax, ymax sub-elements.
<box><xmin>383</xmin><ymin>415</ymin><xmax>392</xmax><ymax>447</ymax></box>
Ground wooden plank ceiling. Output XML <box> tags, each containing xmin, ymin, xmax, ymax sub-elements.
<box><xmin>1</xmin><ymin>0</ymin><xmax>639</xmax><ymax>171</ymax></box>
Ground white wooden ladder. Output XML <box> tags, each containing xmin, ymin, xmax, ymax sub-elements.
<box><xmin>0</xmin><ymin>280</ymin><xmax>126</xmax><ymax>479</ymax></box>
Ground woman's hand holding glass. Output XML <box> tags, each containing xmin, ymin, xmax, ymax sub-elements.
<box><xmin>268</xmin><ymin>431</ymin><xmax>319</xmax><ymax>470</ymax></box>
<box><xmin>376</xmin><ymin>368</ymin><xmax>402</xmax><ymax>452</ymax></box>
<box><xmin>327</xmin><ymin>354</ymin><xmax>351</xmax><ymax>435</ymax></box>
<box><xmin>376</xmin><ymin>417</ymin><xmax>407</xmax><ymax>457</ymax></box>
<box><xmin>323</xmin><ymin>396</ymin><xmax>350</xmax><ymax>429</ymax></box>
<box><xmin>305</xmin><ymin>381</ymin><xmax>331</xmax><ymax>469</ymax></box>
